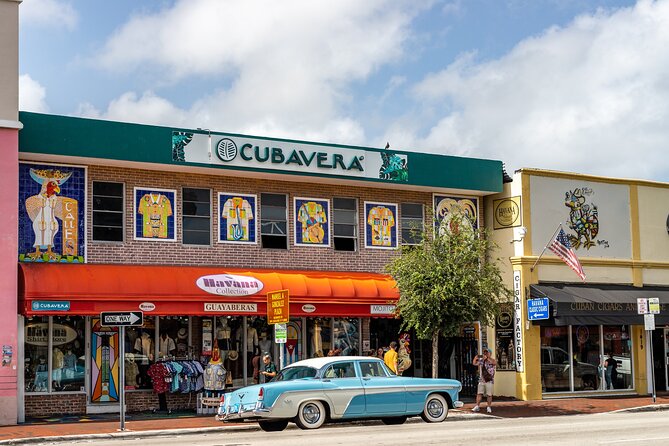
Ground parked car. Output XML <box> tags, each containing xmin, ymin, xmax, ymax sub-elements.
<box><xmin>541</xmin><ymin>346</ymin><xmax>599</xmax><ymax>391</ymax></box>
<box><xmin>216</xmin><ymin>356</ymin><xmax>463</xmax><ymax>431</ymax></box>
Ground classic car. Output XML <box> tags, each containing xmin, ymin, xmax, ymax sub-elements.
<box><xmin>216</xmin><ymin>356</ymin><xmax>463</xmax><ymax>431</ymax></box>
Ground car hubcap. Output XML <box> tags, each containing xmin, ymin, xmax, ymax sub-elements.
<box><xmin>427</xmin><ymin>399</ymin><xmax>444</xmax><ymax>418</ymax></box>
<box><xmin>303</xmin><ymin>404</ymin><xmax>321</xmax><ymax>424</ymax></box>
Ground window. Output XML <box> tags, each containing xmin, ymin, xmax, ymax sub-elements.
<box><xmin>24</xmin><ymin>316</ymin><xmax>85</xmax><ymax>393</ymax></box>
<box><xmin>92</xmin><ymin>181</ymin><xmax>124</xmax><ymax>242</ymax></box>
<box><xmin>401</xmin><ymin>203</ymin><xmax>423</xmax><ymax>245</ymax></box>
<box><xmin>261</xmin><ymin>193</ymin><xmax>288</xmax><ymax>249</ymax></box>
<box><xmin>333</xmin><ymin>197</ymin><xmax>357</xmax><ymax>251</ymax></box>
<box><xmin>323</xmin><ymin>362</ymin><xmax>357</xmax><ymax>379</ymax></box>
<box><xmin>182</xmin><ymin>188</ymin><xmax>211</xmax><ymax>245</ymax></box>
<box><xmin>360</xmin><ymin>361</ymin><xmax>388</xmax><ymax>377</ymax></box>
<box><xmin>333</xmin><ymin>318</ymin><xmax>359</xmax><ymax>356</ymax></box>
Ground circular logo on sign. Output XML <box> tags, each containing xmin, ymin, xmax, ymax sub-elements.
<box><xmin>216</xmin><ymin>138</ymin><xmax>238</xmax><ymax>162</ymax></box>
<box><xmin>494</xmin><ymin>199</ymin><xmax>520</xmax><ymax>227</ymax></box>
<box><xmin>139</xmin><ymin>302</ymin><xmax>156</xmax><ymax>312</ymax></box>
<box><xmin>496</xmin><ymin>312</ymin><xmax>512</xmax><ymax>328</ymax></box>
<box><xmin>302</xmin><ymin>304</ymin><xmax>316</xmax><ymax>313</ymax></box>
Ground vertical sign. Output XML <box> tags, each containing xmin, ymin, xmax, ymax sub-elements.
<box><xmin>267</xmin><ymin>289</ymin><xmax>289</xmax><ymax>324</ymax></box>
<box><xmin>274</xmin><ymin>324</ymin><xmax>287</xmax><ymax>343</ymax></box>
<box><xmin>637</xmin><ymin>298</ymin><xmax>648</xmax><ymax>314</ymax></box>
<box><xmin>513</xmin><ymin>270</ymin><xmax>524</xmax><ymax>372</ymax></box>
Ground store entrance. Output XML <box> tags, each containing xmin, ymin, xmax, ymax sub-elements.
<box><xmin>651</xmin><ymin>328</ymin><xmax>668</xmax><ymax>392</ymax></box>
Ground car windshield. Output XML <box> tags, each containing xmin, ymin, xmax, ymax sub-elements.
<box><xmin>274</xmin><ymin>366</ymin><xmax>318</xmax><ymax>382</ymax></box>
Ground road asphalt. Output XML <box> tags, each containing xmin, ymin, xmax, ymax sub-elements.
<box><xmin>0</xmin><ymin>394</ymin><xmax>667</xmax><ymax>445</ymax></box>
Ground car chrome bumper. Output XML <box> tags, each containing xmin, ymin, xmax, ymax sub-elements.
<box><xmin>453</xmin><ymin>400</ymin><xmax>464</xmax><ymax>409</ymax></box>
<box><xmin>216</xmin><ymin>406</ymin><xmax>271</xmax><ymax>422</ymax></box>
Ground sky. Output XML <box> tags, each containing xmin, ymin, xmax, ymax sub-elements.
<box><xmin>17</xmin><ymin>0</ymin><xmax>669</xmax><ymax>182</ymax></box>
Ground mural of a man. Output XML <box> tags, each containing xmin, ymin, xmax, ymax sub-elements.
<box><xmin>24</xmin><ymin>169</ymin><xmax>73</xmax><ymax>260</ymax></box>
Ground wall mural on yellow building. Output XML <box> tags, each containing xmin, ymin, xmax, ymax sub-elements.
<box><xmin>564</xmin><ymin>187</ymin><xmax>609</xmax><ymax>250</ymax></box>
<box><xmin>134</xmin><ymin>187</ymin><xmax>176</xmax><ymax>241</ymax></box>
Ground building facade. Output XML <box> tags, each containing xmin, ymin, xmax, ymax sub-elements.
<box><xmin>486</xmin><ymin>169</ymin><xmax>669</xmax><ymax>400</ymax></box>
<box><xmin>12</xmin><ymin>111</ymin><xmax>502</xmax><ymax>422</ymax></box>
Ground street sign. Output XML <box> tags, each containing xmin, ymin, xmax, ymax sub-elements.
<box><xmin>645</xmin><ymin>313</ymin><xmax>656</xmax><ymax>331</ymax></box>
<box><xmin>267</xmin><ymin>289</ymin><xmax>289</xmax><ymax>324</ymax></box>
<box><xmin>274</xmin><ymin>323</ymin><xmax>287</xmax><ymax>344</ymax></box>
<box><xmin>637</xmin><ymin>298</ymin><xmax>649</xmax><ymax>314</ymax></box>
<box><xmin>527</xmin><ymin>298</ymin><xmax>549</xmax><ymax>321</ymax></box>
<box><xmin>649</xmin><ymin>298</ymin><xmax>660</xmax><ymax>314</ymax></box>
<box><xmin>100</xmin><ymin>311</ymin><xmax>143</xmax><ymax>327</ymax></box>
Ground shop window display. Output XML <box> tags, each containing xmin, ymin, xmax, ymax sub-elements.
<box><xmin>308</xmin><ymin>318</ymin><xmax>332</xmax><ymax>357</ymax></box>
<box><xmin>125</xmin><ymin>317</ymin><xmax>155</xmax><ymax>390</ymax></box>
<box><xmin>158</xmin><ymin>316</ymin><xmax>189</xmax><ymax>358</ymax></box>
<box><xmin>215</xmin><ymin>316</ymin><xmax>242</xmax><ymax>386</ymax></box>
<box><xmin>571</xmin><ymin>325</ymin><xmax>601</xmax><ymax>391</ymax></box>
<box><xmin>540</xmin><ymin>326</ymin><xmax>571</xmax><ymax>392</ymax></box>
<box><xmin>24</xmin><ymin>316</ymin><xmax>85</xmax><ymax>393</ymax></box>
<box><xmin>602</xmin><ymin>325</ymin><xmax>632</xmax><ymax>390</ymax></box>
<box><xmin>333</xmin><ymin>318</ymin><xmax>360</xmax><ymax>356</ymax></box>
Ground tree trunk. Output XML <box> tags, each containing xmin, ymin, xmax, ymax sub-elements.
<box><xmin>432</xmin><ymin>330</ymin><xmax>439</xmax><ymax>379</ymax></box>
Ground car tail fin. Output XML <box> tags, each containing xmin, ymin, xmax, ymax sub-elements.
<box><xmin>258</xmin><ymin>387</ymin><xmax>264</xmax><ymax>401</ymax></box>
<box><xmin>219</xmin><ymin>394</ymin><xmax>225</xmax><ymax>404</ymax></box>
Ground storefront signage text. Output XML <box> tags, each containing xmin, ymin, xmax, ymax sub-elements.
<box><xmin>267</xmin><ymin>289</ymin><xmax>289</xmax><ymax>324</ymax></box>
<box><xmin>371</xmin><ymin>305</ymin><xmax>396</xmax><ymax>315</ymax></box>
<box><xmin>493</xmin><ymin>196</ymin><xmax>521</xmax><ymax>229</ymax></box>
<box><xmin>25</xmin><ymin>323</ymin><xmax>77</xmax><ymax>346</ymax></box>
<box><xmin>196</xmin><ymin>274</ymin><xmax>264</xmax><ymax>296</ymax></box>
<box><xmin>31</xmin><ymin>301</ymin><xmax>70</xmax><ymax>311</ymax></box>
<box><xmin>204</xmin><ymin>303</ymin><xmax>258</xmax><ymax>312</ymax></box>
<box><xmin>513</xmin><ymin>271</ymin><xmax>524</xmax><ymax>372</ymax></box>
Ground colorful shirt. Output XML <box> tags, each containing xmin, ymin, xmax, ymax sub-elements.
<box><xmin>222</xmin><ymin>197</ymin><xmax>254</xmax><ymax>241</ymax></box>
<box><xmin>479</xmin><ymin>359</ymin><xmax>496</xmax><ymax>384</ymax></box>
<box><xmin>297</xmin><ymin>201</ymin><xmax>327</xmax><ymax>244</ymax></box>
<box><xmin>368</xmin><ymin>206</ymin><xmax>395</xmax><ymax>246</ymax></box>
<box><xmin>138</xmin><ymin>193</ymin><xmax>173</xmax><ymax>238</ymax></box>
<box><xmin>384</xmin><ymin>349</ymin><xmax>398</xmax><ymax>374</ymax></box>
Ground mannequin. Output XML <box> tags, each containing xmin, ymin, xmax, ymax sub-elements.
<box><xmin>34</xmin><ymin>356</ymin><xmax>48</xmax><ymax>391</ymax></box>
<box><xmin>258</xmin><ymin>329</ymin><xmax>272</xmax><ymax>356</ymax></box>
<box><xmin>203</xmin><ymin>344</ymin><xmax>227</xmax><ymax>391</ymax></box>
<box><xmin>64</xmin><ymin>348</ymin><xmax>77</xmax><ymax>379</ymax></box>
<box><xmin>176</xmin><ymin>327</ymin><xmax>188</xmax><ymax>356</ymax></box>
<box><xmin>134</xmin><ymin>331</ymin><xmax>154</xmax><ymax>363</ymax></box>
<box><xmin>159</xmin><ymin>332</ymin><xmax>176</xmax><ymax>358</ymax></box>
<box><xmin>237</xmin><ymin>324</ymin><xmax>258</xmax><ymax>352</ymax></box>
<box><xmin>311</xmin><ymin>320</ymin><xmax>323</xmax><ymax>357</ymax></box>
<box><xmin>52</xmin><ymin>347</ymin><xmax>64</xmax><ymax>387</ymax></box>
<box><xmin>125</xmin><ymin>353</ymin><xmax>140</xmax><ymax>388</ymax></box>
<box><xmin>217</xmin><ymin>318</ymin><xmax>232</xmax><ymax>361</ymax></box>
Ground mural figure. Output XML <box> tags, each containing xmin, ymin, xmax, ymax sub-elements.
<box><xmin>297</xmin><ymin>201</ymin><xmax>327</xmax><ymax>244</ymax></box>
<box><xmin>435</xmin><ymin>197</ymin><xmax>478</xmax><ymax>235</ymax></box>
<box><xmin>24</xmin><ymin>169</ymin><xmax>73</xmax><ymax>261</ymax></box>
<box><xmin>222</xmin><ymin>196</ymin><xmax>254</xmax><ymax>241</ymax></box>
<box><xmin>397</xmin><ymin>333</ymin><xmax>412</xmax><ymax>375</ymax></box>
<box><xmin>367</xmin><ymin>205</ymin><xmax>396</xmax><ymax>247</ymax></box>
<box><xmin>138</xmin><ymin>192</ymin><xmax>173</xmax><ymax>238</ymax></box>
<box><xmin>564</xmin><ymin>188</ymin><xmax>599</xmax><ymax>249</ymax></box>
<box><xmin>172</xmin><ymin>131</ymin><xmax>194</xmax><ymax>162</ymax></box>
<box><xmin>379</xmin><ymin>152</ymin><xmax>408</xmax><ymax>182</ymax></box>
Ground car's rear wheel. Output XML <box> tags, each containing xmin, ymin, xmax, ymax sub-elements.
<box><xmin>420</xmin><ymin>394</ymin><xmax>448</xmax><ymax>423</ymax></box>
<box><xmin>258</xmin><ymin>420</ymin><xmax>289</xmax><ymax>432</ymax></box>
<box><xmin>295</xmin><ymin>400</ymin><xmax>326</xmax><ymax>429</ymax></box>
<box><xmin>381</xmin><ymin>416</ymin><xmax>408</xmax><ymax>425</ymax></box>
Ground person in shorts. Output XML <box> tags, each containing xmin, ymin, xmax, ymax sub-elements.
<box><xmin>472</xmin><ymin>348</ymin><xmax>497</xmax><ymax>413</ymax></box>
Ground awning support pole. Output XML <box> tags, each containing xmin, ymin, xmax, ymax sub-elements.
<box><xmin>530</xmin><ymin>223</ymin><xmax>562</xmax><ymax>272</ymax></box>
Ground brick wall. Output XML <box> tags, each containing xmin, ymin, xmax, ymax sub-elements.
<box><xmin>85</xmin><ymin>164</ymin><xmax>445</xmax><ymax>272</ymax></box>
<box><xmin>25</xmin><ymin>393</ymin><xmax>86</xmax><ymax>417</ymax></box>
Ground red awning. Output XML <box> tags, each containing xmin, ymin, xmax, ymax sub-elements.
<box><xmin>18</xmin><ymin>263</ymin><xmax>399</xmax><ymax>317</ymax></box>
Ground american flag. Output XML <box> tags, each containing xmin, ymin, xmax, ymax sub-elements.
<box><xmin>548</xmin><ymin>228</ymin><xmax>586</xmax><ymax>281</ymax></box>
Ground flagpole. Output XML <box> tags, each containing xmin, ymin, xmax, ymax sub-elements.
<box><xmin>530</xmin><ymin>223</ymin><xmax>563</xmax><ymax>272</ymax></box>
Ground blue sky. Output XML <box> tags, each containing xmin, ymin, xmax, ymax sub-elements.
<box><xmin>19</xmin><ymin>0</ymin><xmax>669</xmax><ymax>181</ymax></box>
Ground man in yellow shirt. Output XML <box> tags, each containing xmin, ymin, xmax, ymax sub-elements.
<box><xmin>383</xmin><ymin>341</ymin><xmax>398</xmax><ymax>374</ymax></box>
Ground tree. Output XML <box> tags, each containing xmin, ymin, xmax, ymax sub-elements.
<box><xmin>386</xmin><ymin>210</ymin><xmax>512</xmax><ymax>378</ymax></box>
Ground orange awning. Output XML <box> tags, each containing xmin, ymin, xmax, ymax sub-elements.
<box><xmin>19</xmin><ymin>263</ymin><xmax>399</xmax><ymax>317</ymax></box>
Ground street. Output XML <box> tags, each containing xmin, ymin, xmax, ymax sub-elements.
<box><xmin>30</xmin><ymin>410</ymin><xmax>669</xmax><ymax>446</ymax></box>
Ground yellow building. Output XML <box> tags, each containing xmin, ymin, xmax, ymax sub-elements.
<box><xmin>485</xmin><ymin>168</ymin><xmax>669</xmax><ymax>400</ymax></box>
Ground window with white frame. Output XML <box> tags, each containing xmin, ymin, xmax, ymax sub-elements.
<box><xmin>92</xmin><ymin>181</ymin><xmax>124</xmax><ymax>242</ymax></box>
<box><xmin>333</xmin><ymin>197</ymin><xmax>357</xmax><ymax>251</ymax></box>
<box><xmin>400</xmin><ymin>203</ymin><xmax>424</xmax><ymax>245</ymax></box>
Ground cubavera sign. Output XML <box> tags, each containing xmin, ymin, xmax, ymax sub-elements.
<box><xmin>172</xmin><ymin>132</ymin><xmax>409</xmax><ymax>182</ymax></box>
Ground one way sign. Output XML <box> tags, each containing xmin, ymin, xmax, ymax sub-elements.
<box><xmin>100</xmin><ymin>311</ymin><xmax>144</xmax><ymax>327</ymax></box>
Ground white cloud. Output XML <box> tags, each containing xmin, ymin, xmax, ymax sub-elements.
<box><xmin>91</xmin><ymin>0</ymin><xmax>426</xmax><ymax>143</ymax></box>
<box><xmin>19</xmin><ymin>74</ymin><xmax>49</xmax><ymax>113</ymax></box>
<box><xmin>408</xmin><ymin>0</ymin><xmax>669</xmax><ymax>181</ymax></box>
<box><xmin>20</xmin><ymin>0</ymin><xmax>78</xmax><ymax>30</ymax></box>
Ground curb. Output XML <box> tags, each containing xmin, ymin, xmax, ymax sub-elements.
<box><xmin>608</xmin><ymin>403</ymin><xmax>669</xmax><ymax>414</ymax></box>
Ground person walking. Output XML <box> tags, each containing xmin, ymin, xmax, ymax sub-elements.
<box><xmin>472</xmin><ymin>348</ymin><xmax>497</xmax><ymax>413</ymax></box>
<box><xmin>259</xmin><ymin>354</ymin><xmax>277</xmax><ymax>383</ymax></box>
<box><xmin>384</xmin><ymin>341</ymin><xmax>398</xmax><ymax>374</ymax></box>
<box><xmin>605</xmin><ymin>353</ymin><xmax>618</xmax><ymax>390</ymax></box>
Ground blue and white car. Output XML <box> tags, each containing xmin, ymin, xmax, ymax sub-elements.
<box><xmin>216</xmin><ymin>356</ymin><xmax>463</xmax><ymax>431</ymax></box>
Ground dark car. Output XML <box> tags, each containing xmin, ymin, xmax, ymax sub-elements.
<box><xmin>541</xmin><ymin>346</ymin><xmax>599</xmax><ymax>391</ymax></box>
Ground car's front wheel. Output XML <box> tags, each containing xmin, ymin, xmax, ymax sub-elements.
<box><xmin>295</xmin><ymin>400</ymin><xmax>326</xmax><ymax>429</ymax></box>
<box><xmin>420</xmin><ymin>394</ymin><xmax>448</xmax><ymax>423</ymax></box>
<box><xmin>258</xmin><ymin>420</ymin><xmax>289</xmax><ymax>432</ymax></box>
<box><xmin>381</xmin><ymin>416</ymin><xmax>407</xmax><ymax>425</ymax></box>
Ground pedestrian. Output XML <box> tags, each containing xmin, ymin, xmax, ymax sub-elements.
<box><xmin>605</xmin><ymin>352</ymin><xmax>618</xmax><ymax>390</ymax></box>
<box><xmin>259</xmin><ymin>354</ymin><xmax>277</xmax><ymax>383</ymax></box>
<box><xmin>384</xmin><ymin>341</ymin><xmax>398</xmax><ymax>374</ymax></box>
<box><xmin>376</xmin><ymin>347</ymin><xmax>385</xmax><ymax>360</ymax></box>
<box><xmin>472</xmin><ymin>348</ymin><xmax>496</xmax><ymax>413</ymax></box>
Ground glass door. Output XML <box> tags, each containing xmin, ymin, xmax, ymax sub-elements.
<box><xmin>90</xmin><ymin>318</ymin><xmax>120</xmax><ymax>403</ymax></box>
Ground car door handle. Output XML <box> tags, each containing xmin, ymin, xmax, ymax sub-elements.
<box><xmin>362</xmin><ymin>377</ymin><xmax>371</xmax><ymax>381</ymax></box>
<box><xmin>323</xmin><ymin>379</ymin><xmax>331</xmax><ymax>382</ymax></box>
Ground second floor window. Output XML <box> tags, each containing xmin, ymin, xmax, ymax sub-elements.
<box><xmin>261</xmin><ymin>193</ymin><xmax>288</xmax><ymax>249</ymax></box>
<box><xmin>401</xmin><ymin>203</ymin><xmax>424</xmax><ymax>245</ymax></box>
<box><xmin>92</xmin><ymin>181</ymin><xmax>124</xmax><ymax>242</ymax></box>
<box><xmin>182</xmin><ymin>188</ymin><xmax>211</xmax><ymax>245</ymax></box>
<box><xmin>333</xmin><ymin>197</ymin><xmax>357</xmax><ymax>251</ymax></box>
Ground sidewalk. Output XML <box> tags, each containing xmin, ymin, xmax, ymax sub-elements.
<box><xmin>1</xmin><ymin>395</ymin><xmax>668</xmax><ymax>444</ymax></box>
